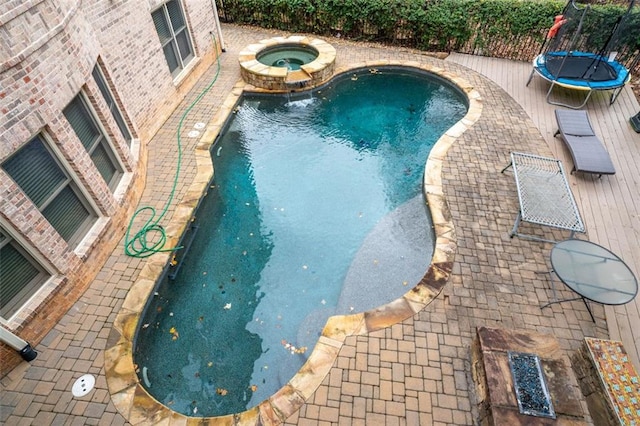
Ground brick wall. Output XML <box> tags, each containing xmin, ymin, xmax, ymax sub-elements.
<box><xmin>0</xmin><ymin>0</ymin><xmax>219</xmax><ymax>375</ymax></box>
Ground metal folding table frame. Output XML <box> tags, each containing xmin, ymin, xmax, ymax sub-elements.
<box><xmin>541</xmin><ymin>239</ymin><xmax>639</xmax><ymax>322</ymax></box>
<box><xmin>501</xmin><ymin>152</ymin><xmax>585</xmax><ymax>243</ymax></box>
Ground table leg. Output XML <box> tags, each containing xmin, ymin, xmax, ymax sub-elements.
<box><xmin>539</xmin><ymin>269</ymin><xmax>596</xmax><ymax>322</ymax></box>
<box><xmin>510</xmin><ymin>212</ymin><xmax>560</xmax><ymax>243</ymax></box>
<box><xmin>510</xmin><ymin>211</ymin><xmax>522</xmax><ymax>238</ymax></box>
<box><xmin>581</xmin><ymin>298</ymin><xmax>595</xmax><ymax>322</ymax></box>
<box><xmin>538</xmin><ymin>268</ymin><xmax>560</xmax><ymax>308</ymax></box>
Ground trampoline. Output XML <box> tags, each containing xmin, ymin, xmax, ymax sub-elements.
<box><xmin>526</xmin><ymin>0</ymin><xmax>638</xmax><ymax>109</ymax></box>
<box><xmin>528</xmin><ymin>51</ymin><xmax>630</xmax><ymax>109</ymax></box>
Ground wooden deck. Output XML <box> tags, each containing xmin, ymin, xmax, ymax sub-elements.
<box><xmin>447</xmin><ymin>53</ymin><xmax>640</xmax><ymax>369</ymax></box>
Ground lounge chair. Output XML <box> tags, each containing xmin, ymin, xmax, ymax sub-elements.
<box><xmin>554</xmin><ymin>109</ymin><xmax>616</xmax><ymax>177</ymax></box>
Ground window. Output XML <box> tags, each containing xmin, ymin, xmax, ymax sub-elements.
<box><xmin>92</xmin><ymin>65</ymin><xmax>132</xmax><ymax>146</ymax></box>
<box><xmin>152</xmin><ymin>0</ymin><xmax>194</xmax><ymax>77</ymax></box>
<box><xmin>63</xmin><ymin>94</ymin><xmax>123</xmax><ymax>190</ymax></box>
<box><xmin>2</xmin><ymin>135</ymin><xmax>97</xmax><ymax>246</ymax></box>
<box><xmin>0</xmin><ymin>228</ymin><xmax>49</xmax><ymax>318</ymax></box>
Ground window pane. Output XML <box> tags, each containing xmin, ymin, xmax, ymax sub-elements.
<box><xmin>63</xmin><ymin>96</ymin><xmax>101</xmax><ymax>152</ymax></box>
<box><xmin>163</xmin><ymin>42</ymin><xmax>180</xmax><ymax>74</ymax></box>
<box><xmin>153</xmin><ymin>0</ymin><xmax>193</xmax><ymax>75</ymax></box>
<box><xmin>90</xmin><ymin>143</ymin><xmax>117</xmax><ymax>185</ymax></box>
<box><xmin>64</xmin><ymin>94</ymin><xmax>122</xmax><ymax>190</ymax></box>
<box><xmin>92</xmin><ymin>67</ymin><xmax>112</xmax><ymax>106</ymax></box>
<box><xmin>3</xmin><ymin>135</ymin><xmax>97</xmax><ymax>245</ymax></box>
<box><xmin>152</xmin><ymin>8</ymin><xmax>171</xmax><ymax>44</ymax></box>
<box><xmin>3</xmin><ymin>136</ymin><xmax>66</xmax><ymax>208</ymax></box>
<box><xmin>0</xmin><ymin>242</ymin><xmax>42</xmax><ymax>318</ymax></box>
<box><xmin>175</xmin><ymin>30</ymin><xmax>193</xmax><ymax>62</ymax></box>
<box><xmin>42</xmin><ymin>185</ymin><xmax>91</xmax><ymax>243</ymax></box>
<box><xmin>111</xmin><ymin>104</ymin><xmax>132</xmax><ymax>142</ymax></box>
<box><xmin>167</xmin><ymin>0</ymin><xmax>185</xmax><ymax>32</ymax></box>
<box><xmin>92</xmin><ymin>66</ymin><xmax>132</xmax><ymax>142</ymax></box>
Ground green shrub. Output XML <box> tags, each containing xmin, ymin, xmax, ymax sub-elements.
<box><xmin>217</xmin><ymin>0</ymin><xmax>638</xmax><ymax>67</ymax></box>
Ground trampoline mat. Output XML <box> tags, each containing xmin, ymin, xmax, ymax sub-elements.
<box><xmin>545</xmin><ymin>55</ymin><xmax>618</xmax><ymax>82</ymax></box>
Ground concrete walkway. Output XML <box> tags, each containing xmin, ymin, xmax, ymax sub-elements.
<box><xmin>2</xmin><ymin>23</ymin><xmax>638</xmax><ymax>425</ymax></box>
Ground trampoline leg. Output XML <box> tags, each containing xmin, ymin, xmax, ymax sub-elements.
<box><xmin>545</xmin><ymin>82</ymin><xmax>593</xmax><ymax>110</ymax></box>
<box><xmin>575</xmin><ymin>91</ymin><xmax>593</xmax><ymax>109</ymax></box>
<box><xmin>545</xmin><ymin>81</ymin><xmax>557</xmax><ymax>104</ymax></box>
<box><xmin>526</xmin><ymin>68</ymin><xmax>536</xmax><ymax>87</ymax></box>
<box><xmin>610</xmin><ymin>87</ymin><xmax>623</xmax><ymax>105</ymax></box>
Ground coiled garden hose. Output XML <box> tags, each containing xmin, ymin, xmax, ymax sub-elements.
<box><xmin>124</xmin><ymin>34</ymin><xmax>222</xmax><ymax>258</ymax></box>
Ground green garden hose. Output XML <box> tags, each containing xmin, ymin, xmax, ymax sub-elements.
<box><xmin>124</xmin><ymin>34</ymin><xmax>222</xmax><ymax>258</ymax></box>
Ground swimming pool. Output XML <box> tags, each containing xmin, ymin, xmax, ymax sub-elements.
<box><xmin>132</xmin><ymin>67</ymin><xmax>467</xmax><ymax>417</ymax></box>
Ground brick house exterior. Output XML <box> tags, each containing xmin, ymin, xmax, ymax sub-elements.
<box><xmin>0</xmin><ymin>0</ymin><xmax>222</xmax><ymax>375</ymax></box>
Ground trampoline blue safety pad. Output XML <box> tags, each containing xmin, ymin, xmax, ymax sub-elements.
<box><xmin>528</xmin><ymin>51</ymin><xmax>631</xmax><ymax>109</ymax></box>
<box><xmin>534</xmin><ymin>51</ymin><xmax>630</xmax><ymax>89</ymax></box>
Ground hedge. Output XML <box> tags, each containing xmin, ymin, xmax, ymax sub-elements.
<box><xmin>216</xmin><ymin>0</ymin><xmax>640</xmax><ymax>71</ymax></box>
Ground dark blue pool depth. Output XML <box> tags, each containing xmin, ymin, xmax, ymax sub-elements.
<box><xmin>134</xmin><ymin>68</ymin><xmax>467</xmax><ymax>417</ymax></box>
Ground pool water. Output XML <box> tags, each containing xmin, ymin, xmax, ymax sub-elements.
<box><xmin>133</xmin><ymin>68</ymin><xmax>467</xmax><ymax>417</ymax></box>
<box><xmin>257</xmin><ymin>45</ymin><xmax>319</xmax><ymax>70</ymax></box>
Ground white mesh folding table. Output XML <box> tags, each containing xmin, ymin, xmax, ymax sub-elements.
<box><xmin>501</xmin><ymin>152</ymin><xmax>585</xmax><ymax>243</ymax></box>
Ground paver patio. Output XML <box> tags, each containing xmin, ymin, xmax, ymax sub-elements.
<box><xmin>1</xmin><ymin>23</ymin><xmax>638</xmax><ymax>425</ymax></box>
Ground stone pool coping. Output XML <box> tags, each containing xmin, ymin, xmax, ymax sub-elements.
<box><xmin>239</xmin><ymin>35</ymin><xmax>336</xmax><ymax>91</ymax></box>
<box><xmin>104</xmin><ymin>60</ymin><xmax>482</xmax><ymax>425</ymax></box>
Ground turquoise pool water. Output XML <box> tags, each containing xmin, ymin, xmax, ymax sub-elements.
<box><xmin>133</xmin><ymin>67</ymin><xmax>467</xmax><ymax>417</ymax></box>
<box><xmin>257</xmin><ymin>44</ymin><xmax>318</xmax><ymax>70</ymax></box>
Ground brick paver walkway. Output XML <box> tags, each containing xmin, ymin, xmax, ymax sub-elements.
<box><xmin>1</xmin><ymin>24</ymin><xmax>617</xmax><ymax>425</ymax></box>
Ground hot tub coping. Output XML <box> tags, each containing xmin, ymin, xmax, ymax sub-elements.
<box><xmin>239</xmin><ymin>35</ymin><xmax>337</xmax><ymax>92</ymax></box>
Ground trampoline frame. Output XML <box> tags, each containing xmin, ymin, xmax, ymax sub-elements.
<box><xmin>526</xmin><ymin>51</ymin><xmax>631</xmax><ymax>109</ymax></box>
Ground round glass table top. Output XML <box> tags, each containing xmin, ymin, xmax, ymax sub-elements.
<box><xmin>551</xmin><ymin>239</ymin><xmax>638</xmax><ymax>305</ymax></box>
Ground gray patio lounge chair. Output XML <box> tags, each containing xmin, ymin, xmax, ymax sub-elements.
<box><xmin>554</xmin><ymin>109</ymin><xmax>616</xmax><ymax>177</ymax></box>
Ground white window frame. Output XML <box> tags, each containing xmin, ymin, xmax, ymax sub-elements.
<box><xmin>1</xmin><ymin>133</ymin><xmax>100</xmax><ymax>247</ymax></box>
<box><xmin>152</xmin><ymin>0</ymin><xmax>196</xmax><ymax>78</ymax></box>
<box><xmin>92</xmin><ymin>64</ymin><xmax>133</xmax><ymax>147</ymax></box>
<box><xmin>0</xmin><ymin>223</ymin><xmax>53</xmax><ymax>321</ymax></box>
<box><xmin>63</xmin><ymin>92</ymin><xmax>125</xmax><ymax>192</ymax></box>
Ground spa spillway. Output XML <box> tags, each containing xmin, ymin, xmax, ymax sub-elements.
<box><xmin>239</xmin><ymin>36</ymin><xmax>336</xmax><ymax>91</ymax></box>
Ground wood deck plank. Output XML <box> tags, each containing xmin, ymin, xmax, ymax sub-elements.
<box><xmin>447</xmin><ymin>53</ymin><xmax>640</xmax><ymax>369</ymax></box>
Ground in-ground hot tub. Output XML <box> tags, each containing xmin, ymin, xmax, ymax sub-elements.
<box><xmin>239</xmin><ymin>36</ymin><xmax>336</xmax><ymax>91</ymax></box>
<box><xmin>257</xmin><ymin>44</ymin><xmax>318</xmax><ymax>70</ymax></box>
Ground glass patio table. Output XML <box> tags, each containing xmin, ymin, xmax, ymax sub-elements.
<box><xmin>542</xmin><ymin>239</ymin><xmax>638</xmax><ymax>321</ymax></box>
